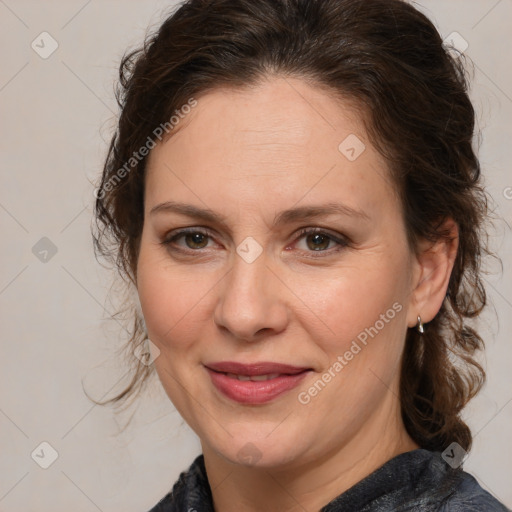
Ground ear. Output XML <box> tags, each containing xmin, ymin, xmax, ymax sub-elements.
<box><xmin>406</xmin><ymin>217</ymin><xmax>459</xmax><ymax>329</ymax></box>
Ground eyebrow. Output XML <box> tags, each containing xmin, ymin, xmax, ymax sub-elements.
<box><xmin>149</xmin><ymin>200</ymin><xmax>370</xmax><ymax>227</ymax></box>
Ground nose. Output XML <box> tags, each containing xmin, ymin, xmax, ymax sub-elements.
<box><xmin>213</xmin><ymin>250</ymin><xmax>289</xmax><ymax>342</ymax></box>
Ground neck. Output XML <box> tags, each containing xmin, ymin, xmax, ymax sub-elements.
<box><xmin>202</xmin><ymin>397</ymin><xmax>420</xmax><ymax>512</ymax></box>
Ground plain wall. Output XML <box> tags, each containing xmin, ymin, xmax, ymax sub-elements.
<box><xmin>1</xmin><ymin>1</ymin><xmax>511</xmax><ymax>510</ymax></box>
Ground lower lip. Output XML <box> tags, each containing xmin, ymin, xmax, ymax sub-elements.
<box><xmin>206</xmin><ymin>368</ymin><xmax>311</xmax><ymax>404</ymax></box>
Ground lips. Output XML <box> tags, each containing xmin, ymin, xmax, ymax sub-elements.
<box><xmin>205</xmin><ymin>361</ymin><xmax>310</xmax><ymax>376</ymax></box>
<box><xmin>225</xmin><ymin>372</ymin><xmax>281</xmax><ymax>381</ymax></box>
<box><xmin>205</xmin><ymin>361</ymin><xmax>312</xmax><ymax>404</ymax></box>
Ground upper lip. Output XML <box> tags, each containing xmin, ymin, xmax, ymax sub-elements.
<box><xmin>205</xmin><ymin>361</ymin><xmax>311</xmax><ymax>376</ymax></box>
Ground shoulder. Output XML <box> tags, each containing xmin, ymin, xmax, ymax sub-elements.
<box><xmin>145</xmin><ymin>454</ymin><xmax>213</xmax><ymax>512</ymax></box>
<box><xmin>323</xmin><ymin>449</ymin><xmax>510</xmax><ymax>512</ymax></box>
<box><xmin>402</xmin><ymin>451</ymin><xmax>510</xmax><ymax>512</ymax></box>
<box><xmin>146</xmin><ymin>493</ymin><xmax>172</xmax><ymax>512</ymax></box>
<box><xmin>436</xmin><ymin>470</ymin><xmax>510</xmax><ymax>512</ymax></box>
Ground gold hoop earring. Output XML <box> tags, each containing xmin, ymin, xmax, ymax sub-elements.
<box><xmin>416</xmin><ymin>315</ymin><xmax>424</xmax><ymax>334</ymax></box>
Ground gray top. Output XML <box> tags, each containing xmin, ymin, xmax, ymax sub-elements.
<box><xmin>148</xmin><ymin>448</ymin><xmax>510</xmax><ymax>511</ymax></box>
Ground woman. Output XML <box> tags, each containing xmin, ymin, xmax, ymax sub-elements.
<box><xmin>93</xmin><ymin>0</ymin><xmax>509</xmax><ymax>510</ymax></box>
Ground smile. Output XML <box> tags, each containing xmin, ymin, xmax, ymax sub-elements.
<box><xmin>205</xmin><ymin>364</ymin><xmax>312</xmax><ymax>404</ymax></box>
<box><xmin>225</xmin><ymin>373</ymin><xmax>281</xmax><ymax>381</ymax></box>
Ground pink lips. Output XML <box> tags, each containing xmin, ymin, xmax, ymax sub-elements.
<box><xmin>205</xmin><ymin>361</ymin><xmax>312</xmax><ymax>404</ymax></box>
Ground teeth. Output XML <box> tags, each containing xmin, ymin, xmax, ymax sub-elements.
<box><xmin>225</xmin><ymin>373</ymin><xmax>281</xmax><ymax>381</ymax></box>
<box><xmin>251</xmin><ymin>373</ymin><xmax>280</xmax><ymax>381</ymax></box>
<box><xmin>233</xmin><ymin>373</ymin><xmax>251</xmax><ymax>381</ymax></box>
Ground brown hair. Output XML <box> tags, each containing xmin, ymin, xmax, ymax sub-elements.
<box><xmin>93</xmin><ymin>0</ymin><xmax>494</xmax><ymax>452</ymax></box>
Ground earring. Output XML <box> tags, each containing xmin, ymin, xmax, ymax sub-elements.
<box><xmin>416</xmin><ymin>316</ymin><xmax>424</xmax><ymax>334</ymax></box>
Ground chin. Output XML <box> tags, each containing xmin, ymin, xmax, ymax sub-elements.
<box><xmin>207</xmin><ymin>432</ymin><xmax>309</xmax><ymax>470</ymax></box>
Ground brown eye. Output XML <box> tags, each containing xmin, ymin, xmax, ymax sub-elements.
<box><xmin>183</xmin><ymin>232</ymin><xmax>209</xmax><ymax>249</ymax></box>
<box><xmin>305</xmin><ymin>233</ymin><xmax>331</xmax><ymax>251</ymax></box>
<box><xmin>293</xmin><ymin>228</ymin><xmax>349</xmax><ymax>257</ymax></box>
<box><xmin>161</xmin><ymin>228</ymin><xmax>214</xmax><ymax>252</ymax></box>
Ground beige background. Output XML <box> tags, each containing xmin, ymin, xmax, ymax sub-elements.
<box><xmin>1</xmin><ymin>0</ymin><xmax>511</xmax><ymax>510</ymax></box>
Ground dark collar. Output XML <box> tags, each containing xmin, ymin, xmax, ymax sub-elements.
<box><xmin>148</xmin><ymin>449</ymin><xmax>507</xmax><ymax>511</ymax></box>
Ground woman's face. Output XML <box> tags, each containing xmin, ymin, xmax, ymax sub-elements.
<box><xmin>137</xmin><ymin>76</ymin><xmax>420</xmax><ymax>468</ymax></box>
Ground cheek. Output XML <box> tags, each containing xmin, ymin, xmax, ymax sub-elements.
<box><xmin>292</xmin><ymin>260</ymin><xmax>409</xmax><ymax>426</ymax></box>
<box><xmin>136</xmin><ymin>242</ymin><xmax>215</xmax><ymax>354</ymax></box>
<box><xmin>293</xmin><ymin>253</ymin><xmax>409</xmax><ymax>357</ymax></box>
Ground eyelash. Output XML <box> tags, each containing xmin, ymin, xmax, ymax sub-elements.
<box><xmin>160</xmin><ymin>227</ymin><xmax>349</xmax><ymax>258</ymax></box>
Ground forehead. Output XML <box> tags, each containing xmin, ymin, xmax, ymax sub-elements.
<box><xmin>158</xmin><ymin>77</ymin><xmax>365</xmax><ymax>156</ymax></box>
<box><xmin>144</xmin><ymin>76</ymin><xmax>397</xmax><ymax>219</ymax></box>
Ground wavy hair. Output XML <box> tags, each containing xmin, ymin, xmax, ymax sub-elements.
<box><xmin>92</xmin><ymin>0</ymin><xmax>495</xmax><ymax>452</ymax></box>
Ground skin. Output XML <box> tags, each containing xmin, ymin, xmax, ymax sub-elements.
<box><xmin>136</xmin><ymin>75</ymin><xmax>458</xmax><ymax>512</ymax></box>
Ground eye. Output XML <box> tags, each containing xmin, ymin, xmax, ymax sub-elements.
<box><xmin>292</xmin><ymin>227</ymin><xmax>349</xmax><ymax>256</ymax></box>
<box><xmin>160</xmin><ymin>226</ymin><xmax>349</xmax><ymax>257</ymax></box>
<box><xmin>160</xmin><ymin>228</ymin><xmax>215</xmax><ymax>251</ymax></box>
